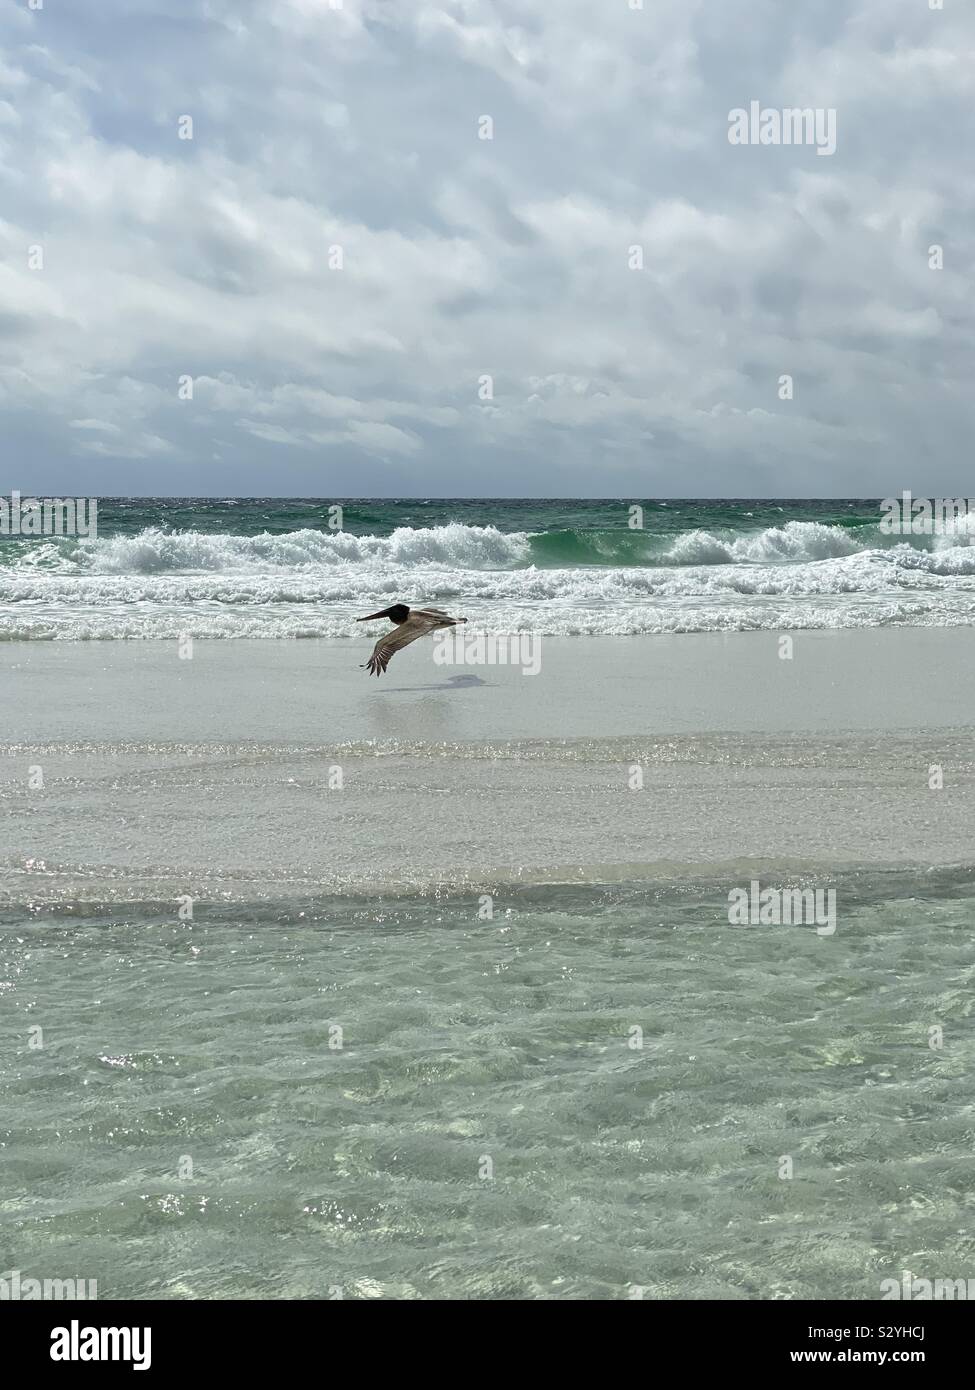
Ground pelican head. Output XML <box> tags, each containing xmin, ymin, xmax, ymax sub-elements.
<box><xmin>356</xmin><ymin>603</ymin><xmax>410</xmax><ymax>624</ymax></box>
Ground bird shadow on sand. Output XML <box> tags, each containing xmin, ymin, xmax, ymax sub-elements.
<box><xmin>365</xmin><ymin>673</ymin><xmax>492</xmax><ymax>692</ymax></box>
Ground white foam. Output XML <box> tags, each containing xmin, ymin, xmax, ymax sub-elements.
<box><xmin>3</xmin><ymin>522</ymin><xmax>975</xmax><ymax>638</ymax></box>
<box><xmin>665</xmin><ymin>520</ymin><xmax>863</xmax><ymax>565</ymax></box>
<box><xmin>46</xmin><ymin>524</ymin><xmax>535</xmax><ymax>575</ymax></box>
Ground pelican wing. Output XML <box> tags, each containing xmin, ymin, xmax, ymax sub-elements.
<box><xmin>365</xmin><ymin>611</ymin><xmax>444</xmax><ymax>676</ymax></box>
<box><xmin>411</xmin><ymin>607</ymin><xmax>454</xmax><ymax>622</ymax></box>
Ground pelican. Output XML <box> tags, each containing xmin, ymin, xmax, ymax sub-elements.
<box><xmin>356</xmin><ymin>603</ymin><xmax>468</xmax><ymax>676</ymax></box>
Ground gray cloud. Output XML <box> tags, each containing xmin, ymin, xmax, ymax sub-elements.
<box><xmin>1</xmin><ymin>0</ymin><xmax>973</xmax><ymax>495</ymax></box>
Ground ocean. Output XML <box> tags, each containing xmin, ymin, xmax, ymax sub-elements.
<box><xmin>4</xmin><ymin>497</ymin><xmax>975</xmax><ymax>641</ymax></box>
<box><xmin>2</xmin><ymin>499</ymin><xmax>974</xmax><ymax>1301</ymax></box>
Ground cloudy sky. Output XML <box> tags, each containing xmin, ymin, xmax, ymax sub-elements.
<box><xmin>1</xmin><ymin>0</ymin><xmax>973</xmax><ymax>496</ymax></box>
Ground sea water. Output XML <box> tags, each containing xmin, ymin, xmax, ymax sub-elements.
<box><xmin>5</xmin><ymin>497</ymin><xmax>975</xmax><ymax>641</ymax></box>
<box><xmin>2</xmin><ymin>874</ymin><xmax>973</xmax><ymax>1300</ymax></box>
<box><xmin>2</xmin><ymin>500</ymin><xmax>974</xmax><ymax>1300</ymax></box>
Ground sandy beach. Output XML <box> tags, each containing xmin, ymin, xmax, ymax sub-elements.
<box><xmin>4</xmin><ymin>628</ymin><xmax>975</xmax><ymax>904</ymax></box>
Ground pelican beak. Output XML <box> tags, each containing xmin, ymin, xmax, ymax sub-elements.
<box><xmin>356</xmin><ymin>608</ymin><xmax>391</xmax><ymax>621</ymax></box>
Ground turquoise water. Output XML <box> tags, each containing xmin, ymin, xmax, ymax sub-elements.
<box><xmin>3</xmin><ymin>874</ymin><xmax>972</xmax><ymax>1300</ymax></box>
<box><xmin>0</xmin><ymin>496</ymin><xmax>883</xmax><ymax>545</ymax></box>
<box><xmin>5</xmin><ymin>496</ymin><xmax>975</xmax><ymax>640</ymax></box>
<box><xmin>3</xmin><ymin>498</ymin><xmax>975</xmax><ymax>1301</ymax></box>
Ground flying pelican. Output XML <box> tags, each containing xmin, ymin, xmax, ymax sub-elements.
<box><xmin>356</xmin><ymin>603</ymin><xmax>468</xmax><ymax>676</ymax></box>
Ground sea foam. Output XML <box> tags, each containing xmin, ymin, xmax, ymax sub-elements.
<box><xmin>3</xmin><ymin>520</ymin><xmax>975</xmax><ymax>638</ymax></box>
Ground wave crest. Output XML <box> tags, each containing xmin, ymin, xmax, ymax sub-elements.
<box><xmin>10</xmin><ymin>524</ymin><xmax>534</xmax><ymax>575</ymax></box>
<box><xmin>0</xmin><ymin>518</ymin><xmax>873</xmax><ymax>576</ymax></box>
<box><xmin>665</xmin><ymin>520</ymin><xmax>863</xmax><ymax>566</ymax></box>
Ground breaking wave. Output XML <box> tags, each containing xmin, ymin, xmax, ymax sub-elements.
<box><xmin>0</xmin><ymin>517</ymin><xmax>937</xmax><ymax>575</ymax></box>
<box><xmin>4</xmin><ymin>517</ymin><xmax>975</xmax><ymax>638</ymax></box>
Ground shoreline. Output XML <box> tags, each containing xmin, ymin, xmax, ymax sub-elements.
<box><xmin>4</xmin><ymin>627</ymin><xmax>975</xmax><ymax>905</ymax></box>
<box><xmin>5</xmin><ymin>626</ymin><xmax>975</xmax><ymax>739</ymax></box>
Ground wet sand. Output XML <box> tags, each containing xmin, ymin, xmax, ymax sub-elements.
<box><xmin>3</xmin><ymin>630</ymin><xmax>974</xmax><ymax>903</ymax></box>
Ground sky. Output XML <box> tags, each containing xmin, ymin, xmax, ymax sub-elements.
<box><xmin>1</xmin><ymin>0</ymin><xmax>973</xmax><ymax>497</ymax></box>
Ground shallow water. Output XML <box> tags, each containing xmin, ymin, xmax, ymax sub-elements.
<box><xmin>2</xmin><ymin>875</ymin><xmax>973</xmax><ymax>1300</ymax></box>
<box><xmin>3</xmin><ymin>624</ymin><xmax>974</xmax><ymax>1300</ymax></box>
